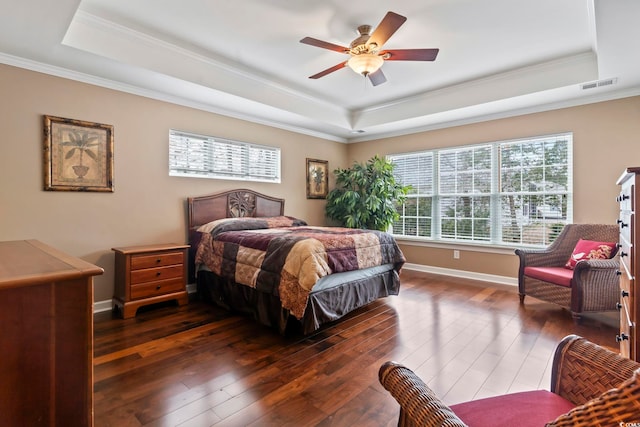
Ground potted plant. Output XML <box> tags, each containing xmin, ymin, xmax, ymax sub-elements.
<box><xmin>325</xmin><ymin>155</ymin><xmax>410</xmax><ymax>231</ymax></box>
<box><xmin>62</xmin><ymin>130</ymin><xmax>99</xmax><ymax>179</ymax></box>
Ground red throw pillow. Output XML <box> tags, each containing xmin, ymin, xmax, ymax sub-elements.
<box><xmin>565</xmin><ymin>239</ymin><xmax>617</xmax><ymax>269</ymax></box>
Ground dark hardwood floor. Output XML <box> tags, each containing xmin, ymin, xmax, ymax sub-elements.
<box><xmin>93</xmin><ymin>270</ymin><xmax>618</xmax><ymax>426</ymax></box>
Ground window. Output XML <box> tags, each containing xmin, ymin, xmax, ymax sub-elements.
<box><xmin>389</xmin><ymin>133</ymin><xmax>572</xmax><ymax>247</ymax></box>
<box><xmin>439</xmin><ymin>144</ymin><xmax>492</xmax><ymax>242</ymax></box>
<box><xmin>169</xmin><ymin>130</ymin><xmax>281</xmax><ymax>183</ymax></box>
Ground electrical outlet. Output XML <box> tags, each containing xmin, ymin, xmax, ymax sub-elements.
<box><xmin>453</xmin><ymin>250</ymin><xmax>460</xmax><ymax>259</ymax></box>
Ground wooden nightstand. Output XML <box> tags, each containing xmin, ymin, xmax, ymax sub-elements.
<box><xmin>112</xmin><ymin>243</ymin><xmax>189</xmax><ymax>318</ymax></box>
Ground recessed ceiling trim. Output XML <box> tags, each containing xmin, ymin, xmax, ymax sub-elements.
<box><xmin>64</xmin><ymin>10</ymin><xmax>352</xmax><ymax>130</ymax></box>
<box><xmin>348</xmin><ymin>85</ymin><xmax>640</xmax><ymax>143</ymax></box>
<box><xmin>353</xmin><ymin>51</ymin><xmax>598</xmax><ymax>129</ymax></box>
<box><xmin>0</xmin><ymin>51</ymin><xmax>349</xmax><ymax>143</ymax></box>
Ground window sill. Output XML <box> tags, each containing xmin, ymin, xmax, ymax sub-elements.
<box><xmin>393</xmin><ymin>236</ymin><xmax>521</xmax><ymax>255</ymax></box>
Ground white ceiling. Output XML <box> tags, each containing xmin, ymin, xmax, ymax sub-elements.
<box><xmin>1</xmin><ymin>0</ymin><xmax>639</xmax><ymax>142</ymax></box>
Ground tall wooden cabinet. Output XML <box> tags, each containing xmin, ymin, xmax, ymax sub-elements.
<box><xmin>0</xmin><ymin>240</ymin><xmax>103</xmax><ymax>426</ymax></box>
<box><xmin>617</xmin><ymin>167</ymin><xmax>640</xmax><ymax>361</ymax></box>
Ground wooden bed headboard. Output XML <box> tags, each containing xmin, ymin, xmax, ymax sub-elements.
<box><xmin>187</xmin><ymin>188</ymin><xmax>285</xmax><ymax>231</ymax></box>
<box><xmin>186</xmin><ymin>189</ymin><xmax>285</xmax><ymax>282</ymax></box>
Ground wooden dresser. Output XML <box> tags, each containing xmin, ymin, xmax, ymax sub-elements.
<box><xmin>0</xmin><ymin>239</ymin><xmax>103</xmax><ymax>426</ymax></box>
<box><xmin>617</xmin><ymin>167</ymin><xmax>640</xmax><ymax>361</ymax></box>
<box><xmin>112</xmin><ymin>243</ymin><xmax>189</xmax><ymax>318</ymax></box>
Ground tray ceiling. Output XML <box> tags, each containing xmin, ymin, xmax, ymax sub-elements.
<box><xmin>1</xmin><ymin>0</ymin><xmax>639</xmax><ymax>142</ymax></box>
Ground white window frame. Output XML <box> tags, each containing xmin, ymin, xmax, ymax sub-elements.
<box><xmin>169</xmin><ymin>129</ymin><xmax>281</xmax><ymax>183</ymax></box>
<box><xmin>389</xmin><ymin>133</ymin><xmax>573</xmax><ymax>248</ymax></box>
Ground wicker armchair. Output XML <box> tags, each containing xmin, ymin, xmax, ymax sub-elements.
<box><xmin>379</xmin><ymin>335</ymin><xmax>640</xmax><ymax>427</ymax></box>
<box><xmin>515</xmin><ymin>223</ymin><xmax>620</xmax><ymax>320</ymax></box>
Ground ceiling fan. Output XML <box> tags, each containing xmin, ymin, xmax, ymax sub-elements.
<box><xmin>300</xmin><ymin>11</ymin><xmax>439</xmax><ymax>86</ymax></box>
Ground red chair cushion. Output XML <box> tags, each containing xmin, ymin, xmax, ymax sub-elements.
<box><xmin>524</xmin><ymin>266</ymin><xmax>573</xmax><ymax>287</ymax></box>
<box><xmin>450</xmin><ymin>390</ymin><xmax>575</xmax><ymax>427</ymax></box>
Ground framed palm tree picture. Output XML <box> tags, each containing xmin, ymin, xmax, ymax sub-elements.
<box><xmin>43</xmin><ymin>115</ymin><xmax>114</xmax><ymax>192</ymax></box>
<box><xmin>306</xmin><ymin>158</ymin><xmax>328</xmax><ymax>199</ymax></box>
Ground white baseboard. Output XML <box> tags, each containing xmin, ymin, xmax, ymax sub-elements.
<box><xmin>93</xmin><ymin>299</ymin><xmax>113</xmax><ymax>313</ymax></box>
<box><xmin>93</xmin><ymin>283</ymin><xmax>199</xmax><ymax>314</ymax></box>
<box><xmin>403</xmin><ymin>262</ymin><xmax>518</xmax><ymax>287</ymax></box>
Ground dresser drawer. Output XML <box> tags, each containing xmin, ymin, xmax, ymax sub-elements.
<box><xmin>619</xmin><ymin>181</ymin><xmax>634</xmax><ymax>212</ymax></box>
<box><xmin>130</xmin><ymin>278</ymin><xmax>185</xmax><ymax>300</ymax></box>
<box><xmin>620</xmin><ymin>269</ymin><xmax>631</xmax><ymax>293</ymax></box>
<box><xmin>619</xmin><ymin>296</ymin><xmax>633</xmax><ymax>359</ymax></box>
<box><xmin>618</xmin><ymin>211</ymin><xmax>633</xmax><ymax>244</ymax></box>
<box><xmin>130</xmin><ymin>264</ymin><xmax>183</xmax><ymax>284</ymax></box>
<box><xmin>131</xmin><ymin>251</ymin><xmax>184</xmax><ymax>270</ymax></box>
<box><xmin>618</xmin><ymin>239</ymin><xmax>633</xmax><ymax>278</ymax></box>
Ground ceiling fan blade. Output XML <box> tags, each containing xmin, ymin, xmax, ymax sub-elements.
<box><xmin>366</xmin><ymin>11</ymin><xmax>407</xmax><ymax>49</ymax></box>
<box><xmin>300</xmin><ymin>37</ymin><xmax>349</xmax><ymax>53</ymax></box>
<box><xmin>368</xmin><ymin>69</ymin><xmax>387</xmax><ymax>86</ymax></box>
<box><xmin>381</xmin><ymin>48</ymin><xmax>440</xmax><ymax>61</ymax></box>
<box><xmin>309</xmin><ymin>62</ymin><xmax>347</xmax><ymax>79</ymax></box>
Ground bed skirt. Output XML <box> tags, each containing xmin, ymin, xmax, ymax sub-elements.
<box><xmin>196</xmin><ymin>266</ymin><xmax>401</xmax><ymax>335</ymax></box>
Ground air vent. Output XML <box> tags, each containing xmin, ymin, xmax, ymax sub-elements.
<box><xmin>581</xmin><ymin>78</ymin><xmax>618</xmax><ymax>90</ymax></box>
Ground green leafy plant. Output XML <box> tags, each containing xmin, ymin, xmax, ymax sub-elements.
<box><xmin>325</xmin><ymin>155</ymin><xmax>410</xmax><ymax>231</ymax></box>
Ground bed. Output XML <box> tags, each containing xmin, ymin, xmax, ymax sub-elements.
<box><xmin>187</xmin><ymin>189</ymin><xmax>405</xmax><ymax>334</ymax></box>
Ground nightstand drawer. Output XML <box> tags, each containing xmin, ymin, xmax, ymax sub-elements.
<box><xmin>130</xmin><ymin>264</ymin><xmax>183</xmax><ymax>284</ymax></box>
<box><xmin>131</xmin><ymin>251</ymin><xmax>184</xmax><ymax>270</ymax></box>
<box><xmin>130</xmin><ymin>278</ymin><xmax>184</xmax><ymax>300</ymax></box>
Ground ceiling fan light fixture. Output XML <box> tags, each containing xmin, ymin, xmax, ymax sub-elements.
<box><xmin>347</xmin><ymin>53</ymin><xmax>383</xmax><ymax>76</ymax></box>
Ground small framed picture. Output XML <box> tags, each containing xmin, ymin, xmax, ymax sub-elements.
<box><xmin>43</xmin><ymin>115</ymin><xmax>114</xmax><ymax>192</ymax></box>
<box><xmin>306</xmin><ymin>158</ymin><xmax>328</xmax><ymax>199</ymax></box>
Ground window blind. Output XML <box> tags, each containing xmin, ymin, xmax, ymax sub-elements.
<box><xmin>439</xmin><ymin>145</ymin><xmax>492</xmax><ymax>242</ymax></box>
<box><xmin>169</xmin><ymin>130</ymin><xmax>281</xmax><ymax>183</ymax></box>
<box><xmin>391</xmin><ymin>152</ymin><xmax>434</xmax><ymax>237</ymax></box>
<box><xmin>499</xmin><ymin>134</ymin><xmax>572</xmax><ymax>245</ymax></box>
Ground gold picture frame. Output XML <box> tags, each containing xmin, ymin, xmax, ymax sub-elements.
<box><xmin>43</xmin><ymin>115</ymin><xmax>114</xmax><ymax>192</ymax></box>
<box><xmin>306</xmin><ymin>158</ymin><xmax>328</xmax><ymax>199</ymax></box>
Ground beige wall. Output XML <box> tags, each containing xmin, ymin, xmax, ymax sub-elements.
<box><xmin>0</xmin><ymin>64</ymin><xmax>347</xmax><ymax>302</ymax></box>
<box><xmin>347</xmin><ymin>96</ymin><xmax>640</xmax><ymax>278</ymax></box>
<box><xmin>3</xmin><ymin>62</ymin><xmax>639</xmax><ymax>303</ymax></box>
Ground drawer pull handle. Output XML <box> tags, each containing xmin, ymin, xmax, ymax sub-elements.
<box><xmin>622</xmin><ymin>290</ymin><xmax>630</xmax><ymax>298</ymax></box>
<box><xmin>616</xmin><ymin>302</ymin><xmax>623</xmax><ymax>310</ymax></box>
<box><xmin>620</xmin><ymin>251</ymin><xmax>628</xmax><ymax>258</ymax></box>
<box><xmin>620</xmin><ymin>222</ymin><xmax>628</xmax><ymax>228</ymax></box>
<box><xmin>156</xmin><ymin>285</ymin><xmax>161</xmax><ymax>290</ymax></box>
<box><xmin>616</xmin><ymin>333</ymin><xmax>629</xmax><ymax>342</ymax></box>
<box><xmin>616</xmin><ymin>270</ymin><xmax>622</xmax><ymax>276</ymax></box>
<box><xmin>156</xmin><ymin>272</ymin><xmax>162</xmax><ymax>276</ymax></box>
<box><xmin>156</xmin><ymin>259</ymin><xmax>162</xmax><ymax>263</ymax></box>
<box><xmin>622</xmin><ymin>194</ymin><xmax>630</xmax><ymax>201</ymax></box>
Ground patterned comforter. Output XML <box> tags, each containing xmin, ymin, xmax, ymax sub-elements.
<box><xmin>194</xmin><ymin>216</ymin><xmax>405</xmax><ymax>319</ymax></box>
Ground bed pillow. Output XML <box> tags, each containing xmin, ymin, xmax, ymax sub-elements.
<box><xmin>564</xmin><ymin>239</ymin><xmax>617</xmax><ymax>269</ymax></box>
<box><xmin>197</xmin><ymin>216</ymin><xmax>307</xmax><ymax>235</ymax></box>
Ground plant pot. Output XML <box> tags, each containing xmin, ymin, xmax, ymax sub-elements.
<box><xmin>72</xmin><ymin>165</ymin><xmax>89</xmax><ymax>178</ymax></box>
